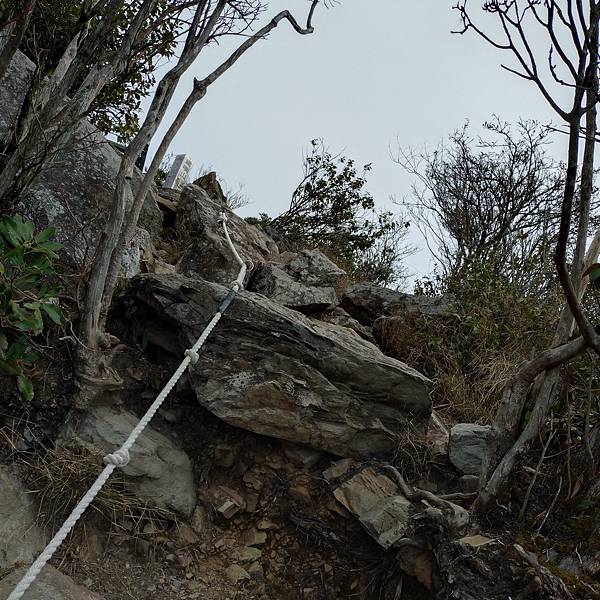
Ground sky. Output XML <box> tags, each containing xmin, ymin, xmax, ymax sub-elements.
<box><xmin>148</xmin><ymin>0</ymin><xmax>573</xmax><ymax>284</ymax></box>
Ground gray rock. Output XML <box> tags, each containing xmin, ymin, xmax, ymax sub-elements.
<box><xmin>333</xmin><ymin>467</ymin><xmax>469</xmax><ymax>551</ymax></box>
<box><xmin>59</xmin><ymin>405</ymin><xmax>196</xmax><ymax>516</ymax></box>
<box><xmin>0</xmin><ymin>565</ymin><xmax>104</xmax><ymax>600</ymax></box>
<box><xmin>342</xmin><ymin>282</ymin><xmax>454</xmax><ymax>325</ymax></box>
<box><xmin>0</xmin><ymin>51</ymin><xmax>161</xmax><ymax>274</ymax></box>
<box><xmin>249</xmin><ymin>249</ymin><xmax>344</xmax><ymax>312</ymax></box>
<box><xmin>0</xmin><ymin>50</ymin><xmax>34</xmax><ymax>142</ymax></box>
<box><xmin>333</xmin><ymin>467</ymin><xmax>413</xmax><ymax>549</ymax></box>
<box><xmin>448</xmin><ymin>423</ymin><xmax>491</xmax><ymax>476</ymax></box>
<box><xmin>0</xmin><ymin>466</ymin><xmax>46</xmax><ymax>570</ymax></box>
<box><xmin>176</xmin><ymin>184</ymin><xmax>278</xmax><ymax>285</ymax></box>
<box><xmin>21</xmin><ymin>120</ymin><xmax>161</xmax><ymax>272</ymax></box>
<box><xmin>125</xmin><ymin>272</ymin><xmax>432</xmax><ymax>457</ymax></box>
<box><xmin>315</xmin><ymin>307</ymin><xmax>374</xmax><ymax>342</ymax></box>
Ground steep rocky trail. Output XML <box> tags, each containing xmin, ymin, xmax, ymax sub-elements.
<box><xmin>0</xmin><ymin>48</ymin><xmax>593</xmax><ymax>600</ymax></box>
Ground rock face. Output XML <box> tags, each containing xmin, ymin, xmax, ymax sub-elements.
<box><xmin>124</xmin><ymin>272</ymin><xmax>432</xmax><ymax>457</ymax></box>
<box><xmin>0</xmin><ymin>51</ymin><xmax>161</xmax><ymax>274</ymax></box>
<box><xmin>341</xmin><ymin>282</ymin><xmax>454</xmax><ymax>325</ymax></box>
<box><xmin>0</xmin><ymin>565</ymin><xmax>104</xmax><ymax>600</ymax></box>
<box><xmin>0</xmin><ymin>50</ymin><xmax>34</xmax><ymax>142</ymax></box>
<box><xmin>176</xmin><ymin>184</ymin><xmax>278</xmax><ymax>285</ymax></box>
<box><xmin>315</xmin><ymin>306</ymin><xmax>374</xmax><ymax>342</ymax></box>
<box><xmin>249</xmin><ymin>250</ymin><xmax>345</xmax><ymax>312</ymax></box>
<box><xmin>0</xmin><ymin>466</ymin><xmax>46</xmax><ymax>570</ymax></box>
<box><xmin>59</xmin><ymin>405</ymin><xmax>196</xmax><ymax>516</ymax></box>
<box><xmin>448</xmin><ymin>423</ymin><xmax>491</xmax><ymax>476</ymax></box>
<box><xmin>21</xmin><ymin>120</ymin><xmax>161</xmax><ymax>272</ymax></box>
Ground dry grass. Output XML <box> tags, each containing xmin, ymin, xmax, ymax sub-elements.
<box><xmin>376</xmin><ymin>313</ymin><xmax>533</xmax><ymax>425</ymax></box>
<box><xmin>21</xmin><ymin>444</ymin><xmax>174</xmax><ymax>536</ymax></box>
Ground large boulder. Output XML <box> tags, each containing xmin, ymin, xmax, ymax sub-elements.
<box><xmin>0</xmin><ymin>49</ymin><xmax>34</xmax><ymax>142</ymax></box>
<box><xmin>123</xmin><ymin>272</ymin><xmax>432</xmax><ymax>457</ymax></box>
<box><xmin>249</xmin><ymin>250</ymin><xmax>345</xmax><ymax>312</ymax></box>
<box><xmin>0</xmin><ymin>466</ymin><xmax>46</xmax><ymax>570</ymax></box>
<box><xmin>0</xmin><ymin>51</ymin><xmax>161</xmax><ymax>274</ymax></box>
<box><xmin>59</xmin><ymin>405</ymin><xmax>196</xmax><ymax>516</ymax></box>
<box><xmin>21</xmin><ymin>120</ymin><xmax>162</xmax><ymax>273</ymax></box>
<box><xmin>0</xmin><ymin>565</ymin><xmax>104</xmax><ymax>600</ymax></box>
<box><xmin>448</xmin><ymin>423</ymin><xmax>491</xmax><ymax>476</ymax></box>
<box><xmin>176</xmin><ymin>183</ymin><xmax>278</xmax><ymax>285</ymax></box>
<box><xmin>342</xmin><ymin>282</ymin><xmax>454</xmax><ymax>326</ymax></box>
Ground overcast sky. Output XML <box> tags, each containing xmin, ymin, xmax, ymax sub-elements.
<box><xmin>150</xmin><ymin>0</ymin><xmax>572</xmax><ymax>284</ymax></box>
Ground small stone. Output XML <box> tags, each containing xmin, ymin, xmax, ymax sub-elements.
<box><xmin>243</xmin><ymin>528</ymin><xmax>267</xmax><ymax>547</ymax></box>
<box><xmin>235</xmin><ymin>546</ymin><xmax>263</xmax><ymax>563</ymax></box>
<box><xmin>459</xmin><ymin>535</ymin><xmax>494</xmax><ymax>548</ymax></box>
<box><xmin>225</xmin><ymin>564</ymin><xmax>250</xmax><ymax>584</ymax></box>
<box><xmin>448</xmin><ymin>423</ymin><xmax>491</xmax><ymax>476</ymax></box>
<box><xmin>245</xmin><ymin>493</ymin><xmax>260</xmax><ymax>513</ymax></box>
<box><xmin>256</xmin><ymin>519</ymin><xmax>279</xmax><ymax>531</ymax></box>
<box><xmin>177</xmin><ymin>523</ymin><xmax>200</xmax><ymax>546</ymax></box>
<box><xmin>218</xmin><ymin>500</ymin><xmax>241</xmax><ymax>519</ymax></box>
<box><xmin>248</xmin><ymin>561</ymin><xmax>264</xmax><ymax>581</ymax></box>
<box><xmin>243</xmin><ymin>472</ymin><xmax>264</xmax><ymax>491</ymax></box>
<box><xmin>83</xmin><ymin>578</ymin><xmax>93</xmax><ymax>587</ymax></box>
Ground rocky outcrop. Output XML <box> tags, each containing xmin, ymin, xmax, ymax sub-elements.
<box><xmin>0</xmin><ymin>465</ymin><xmax>46</xmax><ymax>570</ymax></box>
<box><xmin>59</xmin><ymin>405</ymin><xmax>196</xmax><ymax>516</ymax></box>
<box><xmin>249</xmin><ymin>249</ymin><xmax>345</xmax><ymax>312</ymax></box>
<box><xmin>315</xmin><ymin>306</ymin><xmax>374</xmax><ymax>342</ymax></box>
<box><xmin>342</xmin><ymin>282</ymin><xmax>454</xmax><ymax>326</ymax></box>
<box><xmin>123</xmin><ymin>272</ymin><xmax>432</xmax><ymax>457</ymax></box>
<box><xmin>176</xmin><ymin>184</ymin><xmax>278</xmax><ymax>285</ymax></box>
<box><xmin>0</xmin><ymin>565</ymin><xmax>104</xmax><ymax>600</ymax></box>
<box><xmin>0</xmin><ymin>50</ymin><xmax>34</xmax><ymax>142</ymax></box>
<box><xmin>448</xmin><ymin>423</ymin><xmax>491</xmax><ymax>476</ymax></box>
<box><xmin>0</xmin><ymin>50</ymin><xmax>161</xmax><ymax>275</ymax></box>
<box><xmin>21</xmin><ymin>119</ymin><xmax>162</xmax><ymax>273</ymax></box>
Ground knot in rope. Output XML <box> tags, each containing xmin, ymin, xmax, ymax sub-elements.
<box><xmin>218</xmin><ymin>212</ymin><xmax>228</xmax><ymax>224</ymax></box>
<box><xmin>103</xmin><ymin>448</ymin><xmax>130</xmax><ymax>467</ymax></box>
<box><xmin>185</xmin><ymin>348</ymin><xmax>200</xmax><ymax>364</ymax></box>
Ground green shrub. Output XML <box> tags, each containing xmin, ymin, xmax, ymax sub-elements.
<box><xmin>0</xmin><ymin>215</ymin><xmax>63</xmax><ymax>402</ymax></box>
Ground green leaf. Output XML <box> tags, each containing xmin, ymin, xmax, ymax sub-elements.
<box><xmin>0</xmin><ymin>358</ymin><xmax>20</xmax><ymax>376</ymax></box>
<box><xmin>0</xmin><ymin>219</ymin><xmax>21</xmax><ymax>246</ymax></box>
<box><xmin>34</xmin><ymin>227</ymin><xmax>57</xmax><ymax>244</ymax></box>
<box><xmin>41</xmin><ymin>303</ymin><xmax>62</xmax><ymax>325</ymax></box>
<box><xmin>17</xmin><ymin>374</ymin><xmax>34</xmax><ymax>402</ymax></box>
<box><xmin>38</xmin><ymin>241</ymin><xmax>63</xmax><ymax>252</ymax></box>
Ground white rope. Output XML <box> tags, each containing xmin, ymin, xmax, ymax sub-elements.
<box><xmin>7</xmin><ymin>214</ymin><xmax>246</xmax><ymax>600</ymax></box>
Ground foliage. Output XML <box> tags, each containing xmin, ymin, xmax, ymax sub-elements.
<box><xmin>13</xmin><ymin>0</ymin><xmax>186</xmax><ymax>142</ymax></box>
<box><xmin>270</xmin><ymin>140</ymin><xmax>412</xmax><ymax>287</ymax></box>
<box><xmin>0</xmin><ymin>215</ymin><xmax>62</xmax><ymax>402</ymax></box>
<box><xmin>378</xmin><ymin>264</ymin><xmax>561</xmax><ymax>423</ymax></box>
<box><xmin>396</xmin><ymin>119</ymin><xmax>568</xmax><ymax>292</ymax></box>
